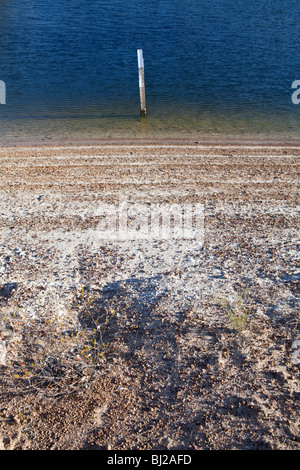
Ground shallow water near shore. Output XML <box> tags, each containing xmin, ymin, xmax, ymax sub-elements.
<box><xmin>1</xmin><ymin>107</ymin><xmax>300</xmax><ymax>146</ymax></box>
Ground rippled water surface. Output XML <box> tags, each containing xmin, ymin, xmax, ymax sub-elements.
<box><xmin>0</xmin><ymin>0</ymin><xmax>299</xmax><ymax>142</ymax></box>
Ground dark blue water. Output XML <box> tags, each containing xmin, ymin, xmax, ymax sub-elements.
<box><xmin>0</xmin><ymin>0</ymin><xmax>300</xmax><ymax>142</ymax></box>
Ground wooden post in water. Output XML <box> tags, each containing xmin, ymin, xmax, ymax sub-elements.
<box><xmin>137</xmin><ymin>49</ymin><xmax>146</xmax><ymax>116</ymax></box>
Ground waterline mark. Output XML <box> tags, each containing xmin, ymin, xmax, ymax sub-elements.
<box><xmin>93</xmin><ymin>199</ymin><xmax>204</xmax><ymax>242</ymax></box>
<box><xmin>0</xmin><ymin>80</ymin><xmax>6</xmax><ymax>104</ymax></box>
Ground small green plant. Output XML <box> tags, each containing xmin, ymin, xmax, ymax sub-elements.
<box><xmin>17</xmin><ymin>406</ymin><xmax>34</xmax><ymax>425</ymax></box>
<box><xmin>219</xmin><ymin>286</ymin><xmax>253</xmax><ymax>332</ymax></box>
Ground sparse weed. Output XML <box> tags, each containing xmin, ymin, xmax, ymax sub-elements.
<box><xmin>219</xmin><ymin>286</ymin><xmax>254</xmax><ymax>332</ymax></box>
<box><xmin>0</xmin><ymin>285</ymin><xmax>117</xmax><ymax>399</ymax></box>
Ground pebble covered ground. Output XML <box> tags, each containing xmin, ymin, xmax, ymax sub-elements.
<box><xmin>0</xmin><ymin>143</ymin><xmax>299</xmax><ymax>450</ymax></box>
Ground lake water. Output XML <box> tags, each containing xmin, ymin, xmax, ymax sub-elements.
<box><xmin>0</xmin><ymin>0</ymin><xmax>300</xmax><ymax>143</ymax></box>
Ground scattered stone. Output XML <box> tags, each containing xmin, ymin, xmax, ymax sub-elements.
<box><xmin>0</xmin><ymin>341</ymin><xmax>6</xmax><ymax>365</ymax></box>
<box><xmin>291</xmin><ymin>339</ymin><xmax>300</xmax><ymax>365</ymax></box>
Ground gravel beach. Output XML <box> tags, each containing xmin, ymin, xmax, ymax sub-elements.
<box><xmin>0</xmin><ymin>143</ymin><xmax>299</xmax><ymax>450</ymax></box>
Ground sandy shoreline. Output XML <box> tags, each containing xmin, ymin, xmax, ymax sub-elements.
<box><xmin>0</xmin><ymin>142</ymin><xmax>299</xmax><ymax>450</ymax></box>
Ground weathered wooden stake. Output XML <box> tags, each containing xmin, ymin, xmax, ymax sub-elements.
<box><xmin>137</xmin><ymin>49</ymin><xmax>146</xmax><ymax>116</ymax></box>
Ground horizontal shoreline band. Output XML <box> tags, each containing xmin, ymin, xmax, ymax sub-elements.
<box><xmin>1</xmin><ymin>132</ymin><xmax>300</xmax><ymax>149</ymax></box>
<box><xmin>1</xmin><ymin>144</ymin><xmax>300</xmax><ymax>151</ymax></box>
